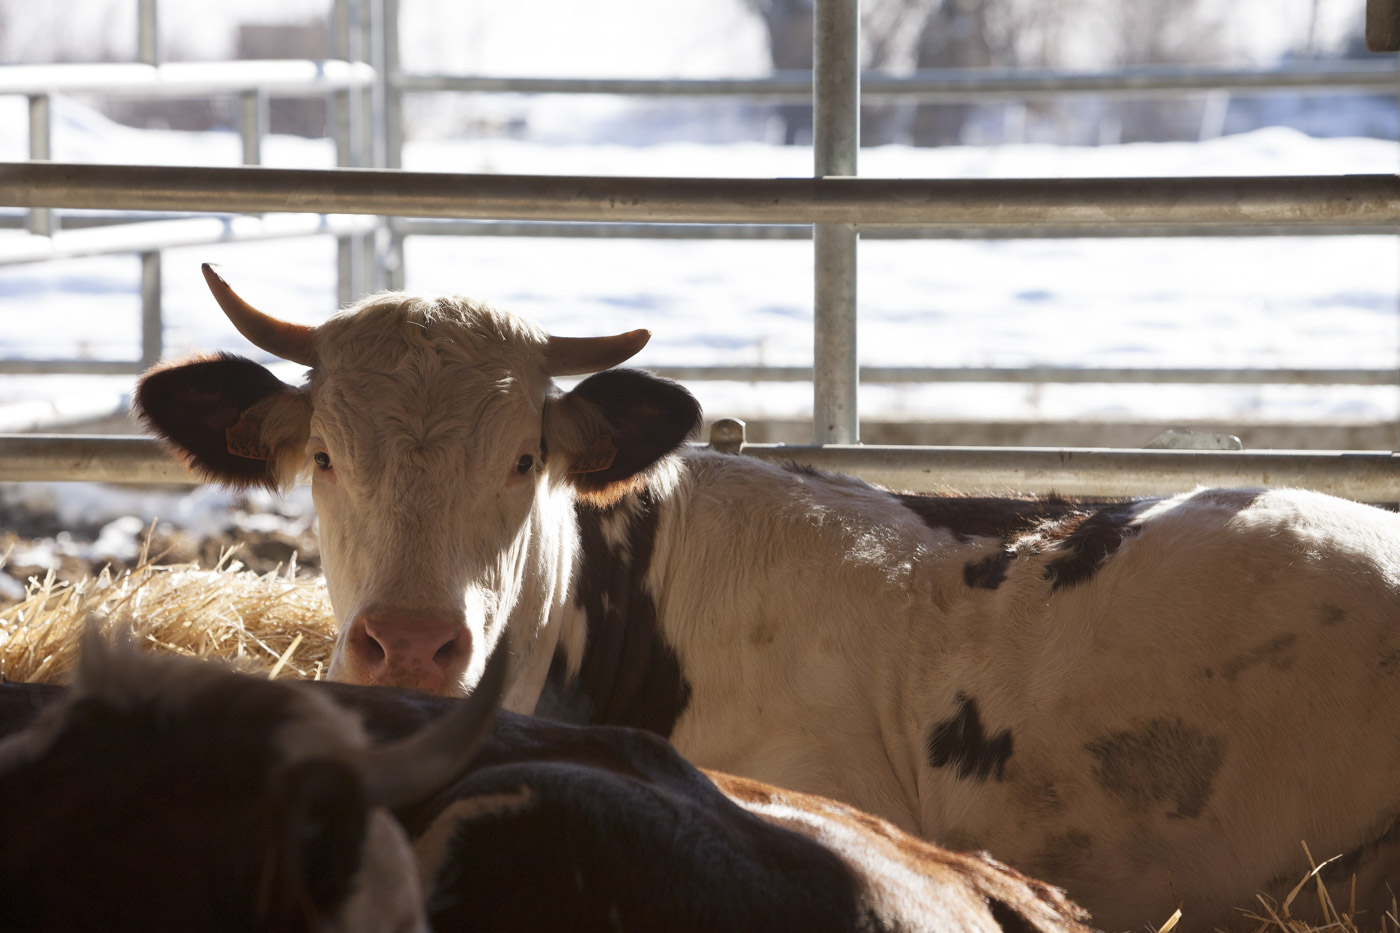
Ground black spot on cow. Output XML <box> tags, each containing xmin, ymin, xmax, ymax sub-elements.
<box><xmin>895</xmin><ymin>492</ymin><xmax>1088</xmax><ymax>544</ymax></box>
<box><xmin>1220</xmin><ymin>633</ymin><xmax>1297</xmax><ymax>682</ymax></box>
<box><xmin>549</xmin><ymin>488</ymin><xmax>692</xmax><ymax>738</ymax></box>
<box><xmin>927</xmin><ymin>693</ymin><xmax>1014</xmax><ymax>782</ymax></box>
<box><xmin>1042</xmin><ymin>502</ymin><xmax>1145</xmax><ymax>592</ymax></box>
<box><xmin>1319</xmin><ymin>605</ymin><xmax>1347</xmax><ymax>627</ymax></box>
<box><xmin>964</xmin><ymin>550</ymin><xmax>1014</xmax><ymax>590</ymax></box>
<box><xmin>1085</xmin><ymin>719</ymin><xmax>1224</xmax><ymax>820</ymax></box>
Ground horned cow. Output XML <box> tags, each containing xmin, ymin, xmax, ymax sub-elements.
<box><xmin>135</xmin><ymin>265</ymin><xmax>1400</xmax><ymax>930</ymax></box>
<box><xmin>0</xmin><ymin>640</ymin><xmax>1093</xmax><ymax>933</ymax></box>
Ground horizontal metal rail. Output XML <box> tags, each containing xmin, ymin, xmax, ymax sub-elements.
<box><xmin>3</xmin><ymin>434</ymin><xmax>1397</xmax><ymax>500</ymax></box>
<box><xmin>0</xmin><ymin>213</ymin><xmax>379</xmax><ymax>266</ymax></box>
<box><xmin>5</xmin><ymin>163</ymin><xmax>1400</xmax><ymax>227</ymax></box>
<box><xmin>740</xmin><ymin>444</ymin><xmax>1400</xmax><ymax>499</ymax></box>
<box><xmin>650</xmin><ymin>365</ymin><xmax>1400</xmax><ymax>386</ymax></box>
<box><xmin>0</xmin><ymin>60</ymin><xmax>375</xmax><ymax>98</ymax></box>
<box><xmin>396</xmin><ymin>61</ymin><xmax>1400</xmax><ymax>101</ymax></box>
<box><xmin>392</xmin><ymin>218</ymin><xmax>1400</xmax><ymax>240</ymax></box>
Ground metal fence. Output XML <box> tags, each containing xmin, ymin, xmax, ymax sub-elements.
<box><xmin>1</xmin><ymin>0</ymin><xmax>1399</xmax><ymax>495</ymax></box>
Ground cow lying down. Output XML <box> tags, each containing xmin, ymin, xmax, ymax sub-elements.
<box><xmin>135</xmin><ymin>267</ymin><xmax>1400</xmax><ymax>930</ymax></box>
<box><xmin>0</xmin><ymin>636</ymin><xmax>1093</xmax><ymax>933</ymax></box>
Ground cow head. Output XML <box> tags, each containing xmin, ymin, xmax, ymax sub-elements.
<box><xmin>0</xmin><ymin>629</ymin><xmax>507</xmax><ymax>932</ymax></box>
<box><xmin>136</xmin><ymin>266</ymin><xmax>700</xmax><ymax>698</ymax></box>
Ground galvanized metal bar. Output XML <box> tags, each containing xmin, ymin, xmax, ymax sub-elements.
<box><xmin>0</xmin><ymin>61</ymin><xmax>376</xmax><ymax>98</ymax></box>
<box><xmin>10</xmin><ymin>164</ymin><xmax>1398</xmax><ymax>227</ymax></box>
<box><xmin>138</xmin><ymin>0</ymin><xmax>158</xmax><ymax>66</ymax></box>
<box><xmin>646</xmin><ymin>365</ymin><xmax>1400</xmax><ymax>386</ymax></box>
<box><xmin>239</xmin><ymin>90</ymin><xmax>266</xmax><ymax>166</ymax></box>
<box><xmin>139</xmin><ymin>251</ymin><xmax>162</xmax><ymax>368</ymax></box>
<box><xmin>394</xmin><ymin>61</ymin><xmax>1400</xmax><ymax>99</ymax></box>
<box><xmin>812</xmin><ymin>0</ymin><xmax>859</xmax><ymax>445</ymax></box>
<box><xmin>6</xmin><ymin>434</ymin><xmax>1399</xmax><ymax>500</ymax></box>
<box><xmin>26</xmin><ymin>95</ymin><xmax>52</xmax><ymax>238</ymax></box>
<box><xmin>332</xmin><ymin>0</ymin><xmax>356</xmax><ymax>308</ymax></box>
<box><xmin>390</xmin><ymin>218</ymin><xmax>1400</xmax><ymax>240</ymax></box>
<box><xmin>380</xmin><ymin>0</ymin><xmax>403</xmax><ymax>171</ymax></box>
<box><xmin>0</xmin><ymin>361</ymin><xmax>144</xmax><ymax>375</ymax></box>
<box><xmin>736</xmin><ymin>444</ymin><xmax>1400</xmax><ymax>500</ymax></box>
<box><xmin>0</xmin><ymin>214</ymin><xmax>379</xmax><ymax>265</ymax></box>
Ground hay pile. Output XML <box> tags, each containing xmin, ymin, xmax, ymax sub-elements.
<box><xmin>0</xmin><ymin>541</ymin><xmax>334</xmax><ymax>684</ymax></box>
<box><xmin>0</xmin><ymin>547</ymin><xmax>1393</xmax><ymax>933</ymax></box>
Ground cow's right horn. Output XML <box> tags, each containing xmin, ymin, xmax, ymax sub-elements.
<box><xmin>358</xmin><ymin>647</ymin><xmax>508</xmax><ymax>810</ymax></box>
<box><xmin>201</xmin><ymin>263</ymin><xmax>318</xmax><ymax>367</ymax></box>
<box><xmin>545</xmin><ymin>329</ymin><xmax>651</xmax><ymax>376</ymax></box>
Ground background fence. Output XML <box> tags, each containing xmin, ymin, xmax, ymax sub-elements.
<box><xmin>2</xmin><ymin>0</ymin><xmax>1399</xmax><ymax>496</ymax></box>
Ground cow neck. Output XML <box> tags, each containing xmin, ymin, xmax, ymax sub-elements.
<box><xmin>542</xmin><ymin>484</ymin><xmax>692</xmax><ymax>737</ymax></box>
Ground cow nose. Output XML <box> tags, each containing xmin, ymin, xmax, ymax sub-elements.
<box><xmin>347</xmin><ymin>612</ymin><xmax>469</xmax><ymax>693</ymax></box>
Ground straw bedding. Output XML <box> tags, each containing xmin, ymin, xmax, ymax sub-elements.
<box><xmin>0</xmin><ymin>544</ymin><xmax>1392</xmax><ymax>933</ymax></box>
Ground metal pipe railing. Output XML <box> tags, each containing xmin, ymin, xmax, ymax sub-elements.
<box><xmin>390</xmin><ymin>218</ymin><xmax>1400</xmax><ymax>240</ymax></box>
<box><xmin>647</xmin><ymin>365</ymin><xmax>1400</xmax><ymax>386</ymax></box>
<box><xmin>393</xmin><ymin>61</ymin><xmax>1400</xmax><ymax>100</ymax></box>
<box><xmin>4</xmin><ymin>434</ymin><xmax>1397</xmax><ymax>500</ymax></box>
<box><xmin>6</xmin><ymin>163</ymin><xmax>1399</xmax><ymax>227</ymax></box>
<box><xmin>0</xmin><ymin>214</ymin><xmax>379</xmax><ymax>266</ymax></box>
<box><xmin>0</xmin><ymin>60</ymin><xmax>376</xmax><ymax>98</ymax></box>
<box><xmin>812</xmin><ymin>0</ymin><xmax>860</xmax><ymax>446</ymax></box>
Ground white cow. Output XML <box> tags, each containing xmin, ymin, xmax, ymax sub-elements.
<box><xmin>137</xmin><ymin>265</ymin><xmax>1400</xmax><ymax>931</ymax></box>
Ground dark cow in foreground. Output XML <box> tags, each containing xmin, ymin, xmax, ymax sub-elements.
<box><xmin>136</xmin><ymin>266</ymin><xmax>1400</xmax><ymax>930</ymax></box>
<box><xmin>0</xmin><ymin>640</ymin><xmax>1092</xmax><ymax>933</ymax></box>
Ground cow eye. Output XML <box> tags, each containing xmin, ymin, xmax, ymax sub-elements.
<box><xmin>313</xmin><ymin>451</ymin><xmax>332</xmax><ymax>471</ymax></box>
<box><xmin>515</xmin><ymin>454</ymin><xmax>534</xmax><ymax>474</ymax></box>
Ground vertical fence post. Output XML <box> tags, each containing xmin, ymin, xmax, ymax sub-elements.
<box><xmin>381</xmin><ymin>0</ymin><xmax>407</xmax><ymax>291</ymax></box>
<box><xmin>27</xmin><ymin>95</ymin><xmax>53</xmax><ymax>237</ymax></box>
<box><xmin>138</xmin><ymin>0</ymin><xmax>159</xmax><ymax>66</ymax></box>
<box><xmin>239</xmin><ymin>89</ymin><xmax>266</xmax><ymax>166</ymax></box>
<box><xmin>812</xmin><ymin>0</ymin><xmax>860</xmax><ymax>445</ymax></box>
<box><xmin>140</xmin><ymin>251</ymin><xmax>163</xmax><ymax>368</ymax></box>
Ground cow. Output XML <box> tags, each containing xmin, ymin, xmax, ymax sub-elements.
<box><xmin>0</xmin><ymin>636</ymin><xmax>1094</xmax><ymax>933</ymax></box>
<box><xmin>0</xmin><ymin>628</ymin><xmax>504</xmax><ymax>933</ymax></box>
<box><xmin>134</xmin><ymin>264</ymin><xmax>1400</xmax><ymax>930</ymax></box>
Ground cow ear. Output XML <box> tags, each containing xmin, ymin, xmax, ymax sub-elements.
<box><xmin>135</xmin><ymin>352</ymin><xmax>311</xmax><ymax>491</ymax></box>
<box><xmin>544</xmin><ymin>369</ymin><xmax>702</xmax><ymax>506</ymax></box>
<box><xmin>268</xmin><ymin>760</ymin><xmax>370</xmax><ymax>924</ymax></box>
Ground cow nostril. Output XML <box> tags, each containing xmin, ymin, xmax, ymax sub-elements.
<box><xmin>359</xmin><ymin>628</ymin><xmax>387</xmax><ymax>665</ymax></box>
<box><xmin>433</xmin><ymin>635</ymin><xmax>459</xmax><ymax>667</ymax></box>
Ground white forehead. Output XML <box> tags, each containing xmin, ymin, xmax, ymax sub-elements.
<box><xmin>308</xmin><ymin>293</ymin><xmax>552</xmax><ymax>470</ymax></box>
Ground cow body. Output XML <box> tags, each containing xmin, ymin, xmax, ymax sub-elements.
<box><xmin>0</xmin><ymin>651</ymin><xmax>1093</xmax><ymax>933</ymax></box>
<box><xmin>136</xmin><ymin>271</ymin><xmax>1400</xmax><ymax>930</ymax></box>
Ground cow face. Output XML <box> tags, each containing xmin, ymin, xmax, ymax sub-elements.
<box><xmin>136</xmin><ymin>266</ymin><xmax>700</xmax><ymax>697</ymax></box>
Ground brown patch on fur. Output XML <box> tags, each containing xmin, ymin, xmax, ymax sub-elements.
<box><xmin>1085</xmin><ymin>719</ymin><xmax>1224</xmax><ymax>820</ymax></box>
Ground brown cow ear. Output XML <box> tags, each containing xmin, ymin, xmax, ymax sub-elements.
<box><xmin>544</xmin><ymin>369</ymin><xmax>702</xmax><ymax>507</ymax></box>
<box><xmin>134</xmin><ymin>353</ymin><xmax>311</xmax><ymax>491</ymax></box>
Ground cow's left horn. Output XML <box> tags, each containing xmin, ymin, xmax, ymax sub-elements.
<box><xmin>545</xmin><ymin>329</ymin><xmax>651</xmax><ymax>376</ymax></box>
<box><xmin>201</xmin><ymin>263</ymin><xmax>318</xmax><ymax>367</ymax></box>
<box><xmin>358</xmin><ymin>646</ymin><xmax>508</xmax><ymax>809</ymax></box>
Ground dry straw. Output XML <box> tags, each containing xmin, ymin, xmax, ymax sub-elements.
<box><xmin>0</xmin><ymin>535</ymin><xmax>335</xmax><ymax>684</ymax></box>
<box><xmin>0</xmin><ymin>544</ymin><xmax>1393</xmax><ymax>933</ymax></box>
